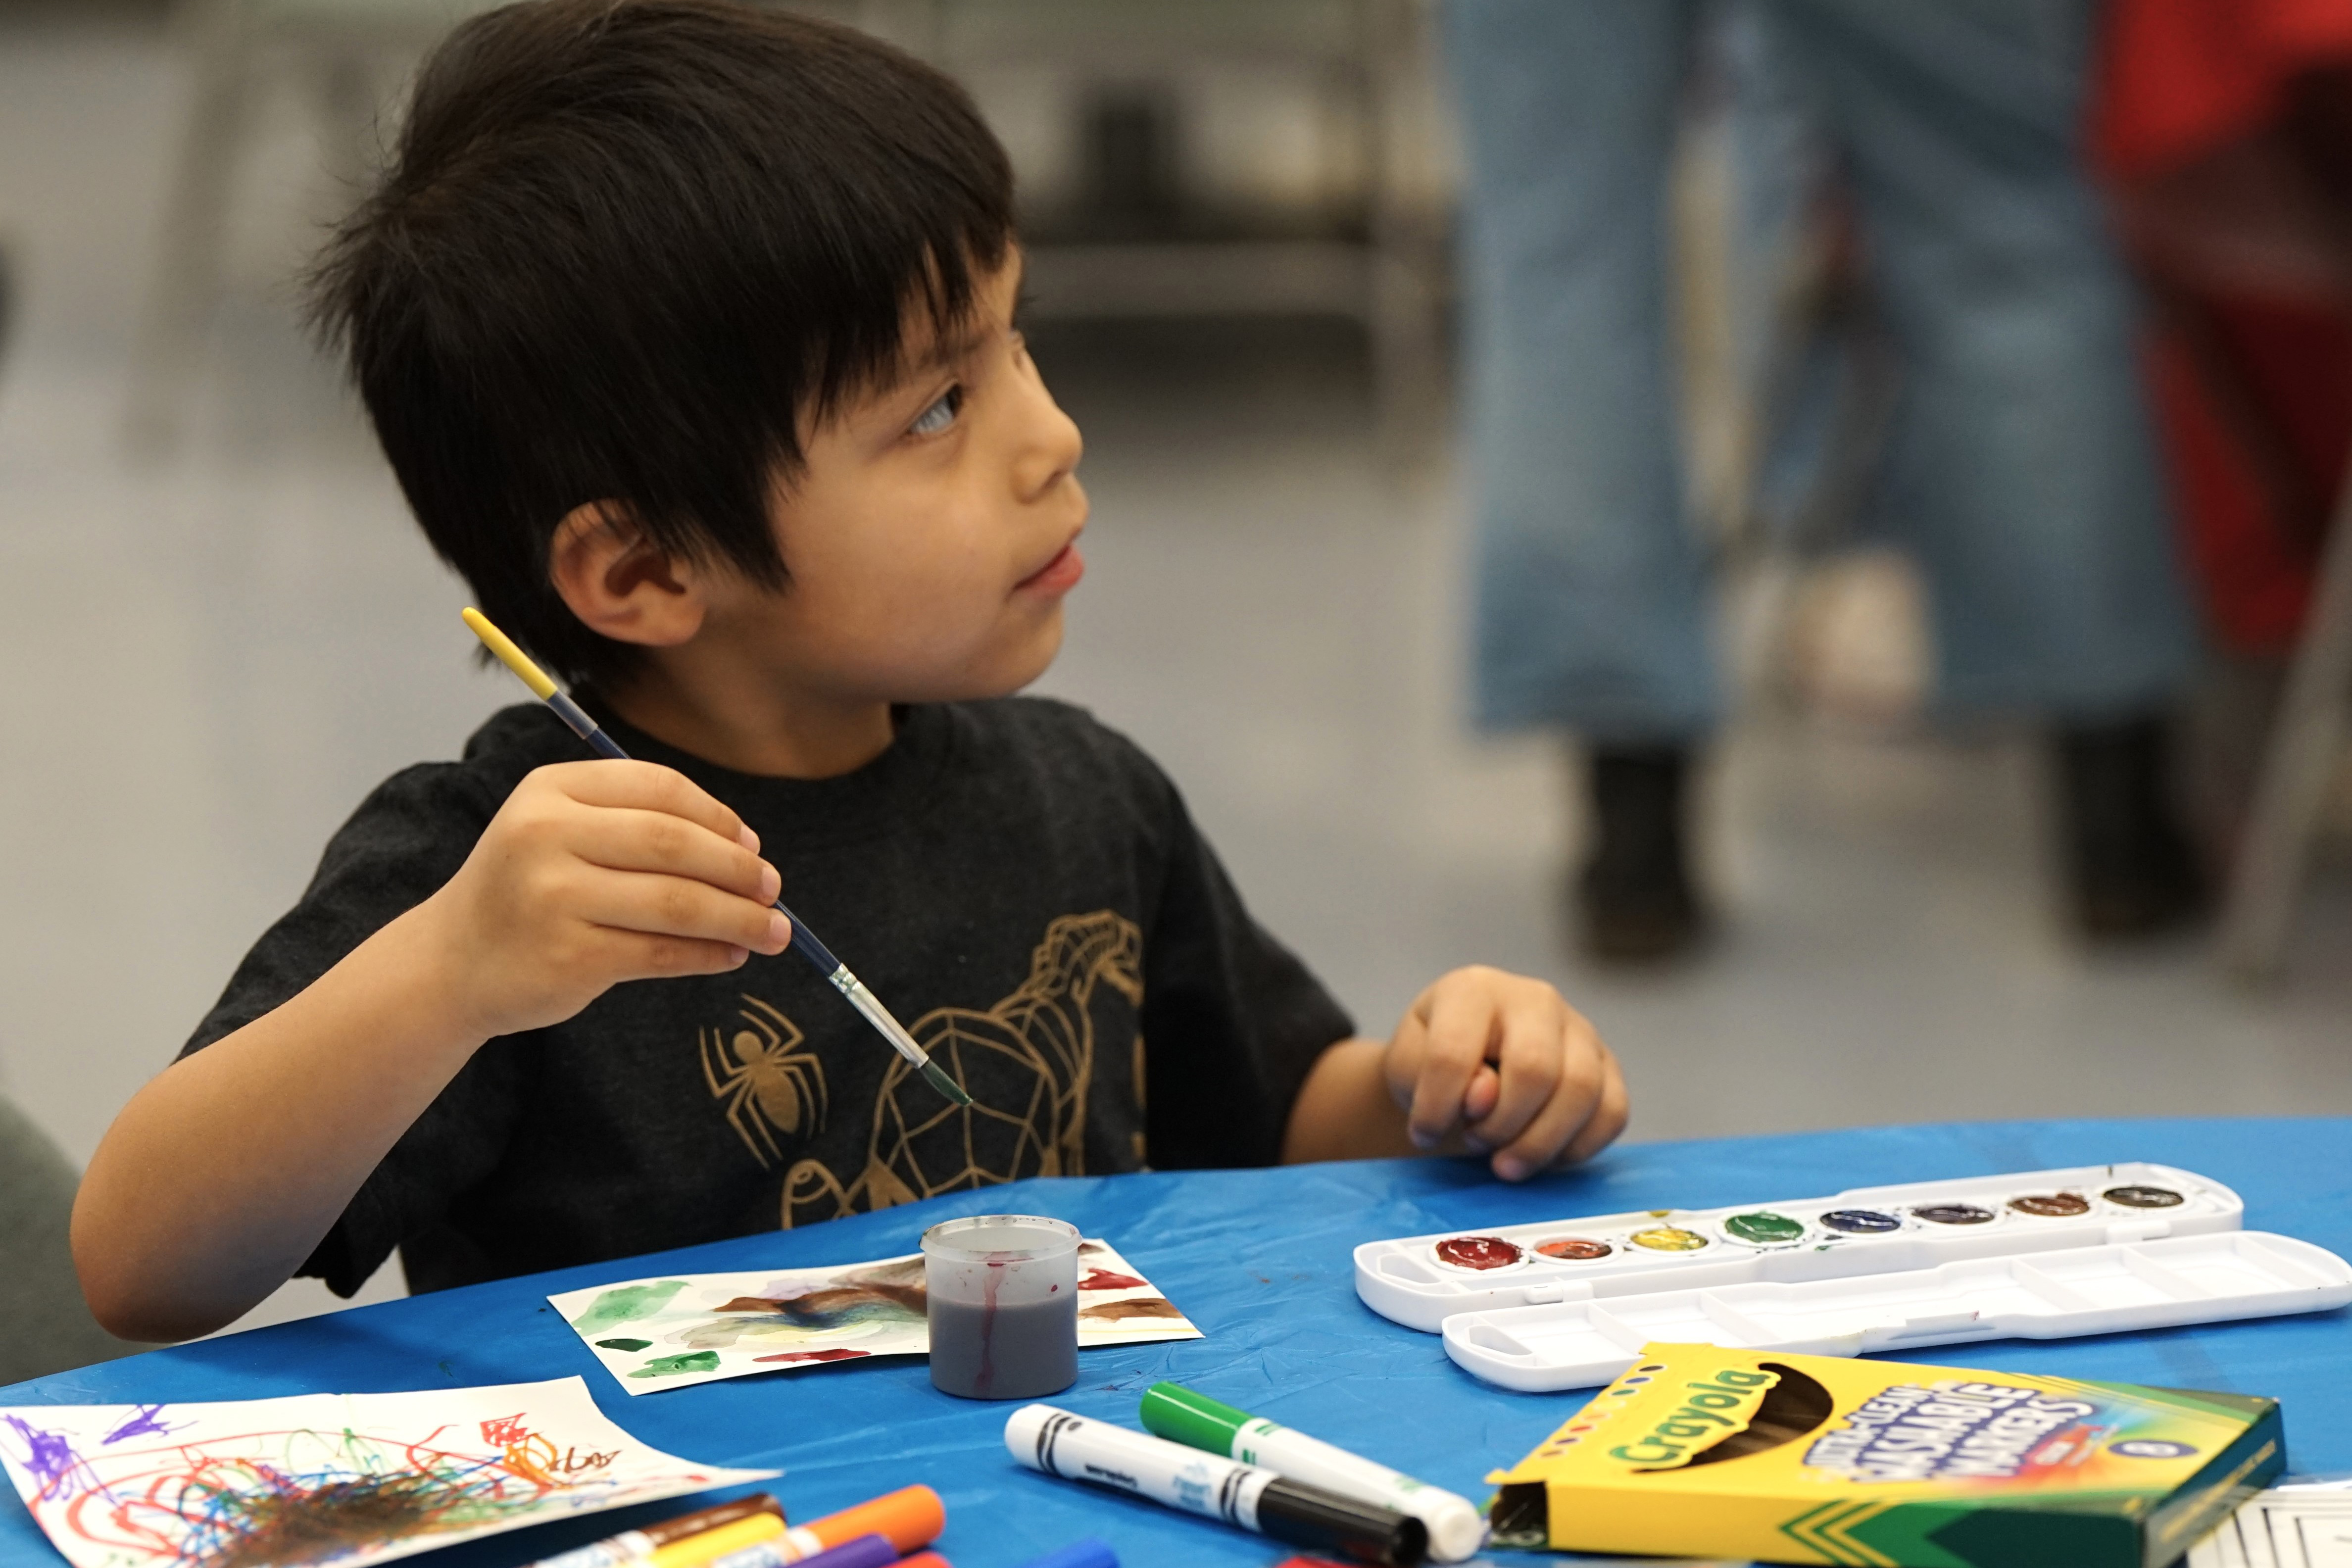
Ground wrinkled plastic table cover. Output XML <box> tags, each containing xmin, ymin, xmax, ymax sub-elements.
<box><xmin>5</xmin><ymin>1117</ymin><xmax>2349</xmax><ymax>1568</ymax></box>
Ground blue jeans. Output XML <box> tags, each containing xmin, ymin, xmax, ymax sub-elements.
<box><xmin>1443</xmin><ymin>0</ymin><xmax>2194</xmax><ymax>741</ymax></box>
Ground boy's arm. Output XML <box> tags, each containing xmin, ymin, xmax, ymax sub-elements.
<box><xmin>1281</xmin><ymin>966</ymin><xmax>1627</xmax><ymax>1179</ymax></box>
<box><xmin>73</xmin><ymin>761</ymin><xmax>790</xmax><ymax>1343</ymax></box>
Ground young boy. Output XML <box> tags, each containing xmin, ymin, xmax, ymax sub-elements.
<box><xmin>73</xmin><ymin>0</ymin><xmax>1626</xmax><ymax>1343</ymax></box>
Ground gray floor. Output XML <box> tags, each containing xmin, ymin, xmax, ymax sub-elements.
<box><xmin>1</xmin><ymin>23</ymin><xmax>2348</xmax><ymax>1339</ymax></box>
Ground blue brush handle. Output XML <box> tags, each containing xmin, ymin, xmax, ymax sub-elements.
<box><xmin>546</xmin><ymin>690</ymin><xmax>843</xmax><ymax>972</ymax></box>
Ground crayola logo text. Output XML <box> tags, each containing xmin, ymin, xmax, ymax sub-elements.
<box><xmin>1609</xmin><ymin>1369</ymin><xmax>1778</xmax><ymax>1469</ymax></box>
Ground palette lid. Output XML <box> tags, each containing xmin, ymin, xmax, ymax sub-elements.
<box><xmin>1438</xmin><ymin>1230</ymin><xmax>2352</xmax><ymax>1393</ymax></box>
<box><xmin>1355</xmin><ymin>1162</ymin><xmax>2243</xmax><ymax>1332</ymax></box>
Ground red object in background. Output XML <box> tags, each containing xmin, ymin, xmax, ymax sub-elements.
<box><xmin>2094</xmin><ymin>0</ymin><xmax>2352</xmax><ymax>654</ymax></box>
<box><xmin>2097</xmin><ymin>0</ymin><xmax>2352</xmax><ymax>180</ymax></box>
<box><xmin>2144</xmin><ymin>298</ymin><xmax>2352</xmax><ymax>653</ymax></box>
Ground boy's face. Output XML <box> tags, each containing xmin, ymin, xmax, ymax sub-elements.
<box><xmin>697</xmin><ymin>251</ymin><xmax>1087</xmax><ymax>707</ymax></box>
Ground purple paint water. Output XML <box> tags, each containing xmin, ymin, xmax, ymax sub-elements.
<box><xmin>928</xmin><ymin>1287</ymin><xmax>1077</xmax><ymax>1400</ymax></box>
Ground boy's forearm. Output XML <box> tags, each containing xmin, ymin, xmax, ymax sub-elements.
<box><xmin>72</xmin><ymin>901</ymin><xmax>487</xmax><ymax>1342</ymax></box>
<box><xmin>1280</xmin><ymin>1036</ymin><xmax>1419</xmax><ymax>1164</ymax></box>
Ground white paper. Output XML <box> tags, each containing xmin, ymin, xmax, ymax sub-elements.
<box><xmin>550</xmin><ymin>1237</ymin><xmax>1199</xmax><ymax>1394</ymax></box>
<box><xmin>0</xmin><ymin>1376</ymin><xmax>776</xmax><ymax>1568</ymax></box>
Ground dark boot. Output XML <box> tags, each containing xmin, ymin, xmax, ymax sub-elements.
<box><xmin>1577</xmin><ymin>745</ymin><xmax>1705</xmax><ymax>963</ymax></box>
<box><xmin>2053</xmin><ymin>715</ymin><xmax>2207</xmax><ymax>939</ymax></box>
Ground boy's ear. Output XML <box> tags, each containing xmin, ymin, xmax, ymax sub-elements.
<box><xmin>548</xmin><ymin>502</ymin><xmax>707</xmax><ymax>648</ymax></box>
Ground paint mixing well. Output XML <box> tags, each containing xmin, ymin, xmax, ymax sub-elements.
<box><xmin>1441</xmin><ymin>1230</ymin><xmax>2352</xmax><ymax>1391</ymax></box>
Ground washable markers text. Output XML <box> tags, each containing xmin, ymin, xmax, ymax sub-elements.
<box><xmin>462</xmin><ymin>607</ymin><xmax>972</xmax><ymax>1107</ymax></box>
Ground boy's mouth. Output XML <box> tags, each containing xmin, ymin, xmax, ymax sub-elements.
<box><xmin>1015</xmin><ymin>539</ymin><xmax>1085</xmax><ymax>595</ymax></box>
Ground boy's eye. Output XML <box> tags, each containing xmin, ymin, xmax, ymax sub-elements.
<box><xmin>910</xmin><ymin>385</ymin><xmax>963</xmax><ymax>437</ymax></box>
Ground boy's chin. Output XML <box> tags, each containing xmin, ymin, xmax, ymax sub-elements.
<box><xmin>909</xmin><ymin>619</ymin><xmax>1065</xmax><ymax>703</ymax></box>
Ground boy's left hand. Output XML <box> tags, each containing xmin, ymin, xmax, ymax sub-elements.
<box><xmin>1384</xmin><ymin>966</ymin><xmax>1626</xmax><ymax>1180</ymax></box>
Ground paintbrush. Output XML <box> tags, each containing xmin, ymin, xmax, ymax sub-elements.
<box><xmin>462</xmin><ymin>606</ymin><xmax>974</xmax><ymax>1108</ymax></box>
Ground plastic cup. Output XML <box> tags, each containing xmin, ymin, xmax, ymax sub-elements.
<box><xmin>922</xmin><ymin>1215</ymin><xmax>1080</xmax><ymax>1400</ymax></box>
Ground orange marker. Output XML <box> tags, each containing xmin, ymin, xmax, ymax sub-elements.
<box><xmin>899</xmin><ymin>1556</ymin><xmax>953</xmax><ymax>1568</ymax></box>
<box><xmin>778</xmin><ymin>1486</ymin><xmax>943</xmax><ymax>1562</ymax></box>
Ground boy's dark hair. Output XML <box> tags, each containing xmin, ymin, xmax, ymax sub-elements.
<box><xmin>310</xmin><ymin>0</ymin><xmax>1014</xmax><ymax>685</ymax></box>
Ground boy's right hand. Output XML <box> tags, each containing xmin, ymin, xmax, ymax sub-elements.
<box><xmin>419</xmin><ymin>761</ymin><xmax>790</xmax><ymax>1040</ymax></box>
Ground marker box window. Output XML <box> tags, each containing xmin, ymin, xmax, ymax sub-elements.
<box><xmin>923</xmin><ymin>1215</ymin><xmax>1079</xmax><ymax>1400</ymax></box>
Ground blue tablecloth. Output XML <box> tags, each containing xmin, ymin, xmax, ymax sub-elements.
<box><xmin>6</xmin><ymin>1118</ymin><xmax>2350</xmax><ymax>1568</ymax></box>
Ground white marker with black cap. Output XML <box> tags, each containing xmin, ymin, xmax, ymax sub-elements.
<box><xmin>1004</xmin><ymin>1404</ymin><xmax>1428</xmax><ymax>1566</ymax></box>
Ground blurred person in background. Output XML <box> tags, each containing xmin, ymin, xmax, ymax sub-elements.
<box><xmin>2095</xmin><ymin>0</ymin><xmax>2352</xmax><ymax>678</ymax></box>
<box><xmin>1443</xmin><ymin>0</ymin><xmax>2202</xmax><ymax>962</ymax></box>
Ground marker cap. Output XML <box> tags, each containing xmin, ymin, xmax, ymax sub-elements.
<box><xmin>896</xmin><ymin>1556</ymin><xmax>953</xmax><ymax>1568</ymax></box>
<box><xmin>806</xmin><ymin>1485</ymin><xmax>945</xmax><ymax>1553</ymax></box>
<box><xmin>1139</xmin><ymin>1383</ymin><xmax>1250</xmax><ymax>1454</ymax></box>
<box><xmin>786</xmin><ymin>1536</ymin><xmax>896</xmax><ymax>1568</ymax></box>
<box><xmin>1259</xmin><ymin>1478</ymin><xmax>1428</xmax><ymax>1567</ymax></box>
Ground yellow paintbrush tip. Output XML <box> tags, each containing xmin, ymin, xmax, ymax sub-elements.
<box><xmin>461</xmin><ymin>607</ymin><xmax>558</xmax><ymax>700</ymax></box>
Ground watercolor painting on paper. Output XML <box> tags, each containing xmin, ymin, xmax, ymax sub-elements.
<box><xmin>551</xmin><ymin>1238</ymin><xmax>1200</xmax><ymax>1394</ymax></box>
<box><xmin>0</xmin><ymin>1377</ymin><xmax>775</xmax><ymax>1568</ymax></box>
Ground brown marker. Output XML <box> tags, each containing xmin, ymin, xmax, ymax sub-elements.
<box><xmin>529</xmin><ymin>1494</ymin><xmax>784</xmax><ymax>1568</ymax></box>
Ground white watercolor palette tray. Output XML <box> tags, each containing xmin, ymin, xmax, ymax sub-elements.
<box><xmin>1437</xmin><ymin>1229</ymin><xmax>2352</xmax><ymax>1392</ymax></box>
<box><xmin>1356</xmin><ymin>1163</ymin><xmax>2243</xmax><ymax>1332</ymax></box>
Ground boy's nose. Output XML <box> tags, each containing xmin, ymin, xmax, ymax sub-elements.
<box><xmin>1011</xmin><ymin>377</ymin><xmax>1083</xmax><ymax>504</ymax></box>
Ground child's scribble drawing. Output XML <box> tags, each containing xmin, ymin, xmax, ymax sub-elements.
<box><xmin>550</xmin><ymin>1238</ymin><xmax>1198</xmax><ymax>1395</ymax></box>
<box><xmin>99</xmin><ymin>1409</ymin><xmax>179</xmax><ymax>1448</ymax></box>
<box><xmin>0</xmin><ymin>1378</ymin><xmax>775</xmax><ymax>1568</ymax></box>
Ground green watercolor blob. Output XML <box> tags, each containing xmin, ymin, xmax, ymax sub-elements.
<box><xmin>629</xmin><ymin>1351</ymin><xmax>722</xmax><ymax>1379</ymax></box>
<box><xmin>570</xmin><ymin>1280</ymin><xmax>688</xmax><ymax>1334</ymax></box>
<box><xmin>595</xmin><ymin>1338</ymin><xmax>652</xmax><ymax>1352</ymax></box>
<box><xmin>1724</xmin><ymin>1211</ymin><xmax>1805</xmax><ymax>1245</ymax></box>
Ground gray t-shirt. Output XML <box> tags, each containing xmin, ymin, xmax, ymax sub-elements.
<box><xmin>182</xmin><ymin>697</ymin><xmax>1352</xmax><ymax>1295</ymax></box>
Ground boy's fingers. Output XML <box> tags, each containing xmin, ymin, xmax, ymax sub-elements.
<box><xmin>571</xmin><ymin>806</ymin><xmax>779</xmax><ymax>903</ymax></box>
<box><xmin>537</xmin><ymin>760</ymin><xmax>750</xmax><ymax>849</ymax></box>
<box><xmin>1490</xmin><ymin>1061</ymin><xmax>1599</xmax><ymax>1180</ymax></box>
<box><xmin>1460</xmin><ymin>988</ymin><xmax>1570</xmax><ymax>1153</ymax></box>
<box><xmin>574</xmin><ymin>869</ymin><xmax>790</xmax><ymax>953</ymax></box>
<box><xmin>1556</xmin><ymin>1046</ymin><xmax>1629</xmax><ymax>1168</ymax></box>
<box><xmin>592</xmin><ymin>928</ymin><xmax>755</xmax><ymax>982</ymax></box>
<box><xmin>1462</xmin><ymin>1065</ymin><xmax>1502</xmax><ymax>1125</ymax></box>
<box><xmin>1403</xmin><ymin>984</ymin><xmax>1497</xmax><ymax>1151</ymax></box>
<box><xmin>1496</xmin><ymin>1034</ymin><xmax>1623</xmax><ymax>1179</ymax></box>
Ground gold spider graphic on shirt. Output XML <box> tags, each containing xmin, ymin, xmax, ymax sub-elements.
<box><xmin>700</xmin><ymin>995</ymin><xmax>829</xmax><ymax>1167</ymax></box>
<box><xmin>780</xmin><ymin>909</ymin><xmax>1142</xmax><ymax>1228</ymax></box>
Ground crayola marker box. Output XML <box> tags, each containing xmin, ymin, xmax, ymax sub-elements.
<box><xmin>1485</xmin><ymin>1343</ymin><xmax>2280</xmax><ymax>1567</ymax></box>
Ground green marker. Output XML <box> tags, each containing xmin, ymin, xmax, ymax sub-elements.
<box><xmin>1140</xmin><ymin>1382</ymin><xmax>1485</xmax><ymax>1563</ymax></box>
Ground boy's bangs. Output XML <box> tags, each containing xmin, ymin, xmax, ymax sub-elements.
<box><xmin>309</xmin><ymin>0</ymin><xmax>1016</xmax><ymax>686</ymax></box>
<box><xmin>807</xmin><ymin>241</ymin><xmax>1008</xmax><ymax>430</ymax></box>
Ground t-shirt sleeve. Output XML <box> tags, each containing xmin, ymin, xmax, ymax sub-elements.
<box><xmin>178</xmin><ymin>764</ymin><xmax>524</xmax><ymax>1297</ymax></box>
<box><xmin>1136</xmin><ymin>779</ymin><xmax>1356</xmax><ymax>1170</ymax></box>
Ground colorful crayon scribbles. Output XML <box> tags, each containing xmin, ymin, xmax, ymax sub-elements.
<box><xmin>550</xmin><ymin>1239</ymin><xmax>1198</xmax><ymax>1395</ymax></box>
<box><xmin>98</xmin><ymin>1409</ymin><xmax>179</xmax><ymax>1448</ymax></box>
<box><xmin>0</xmin><ymin>1378</ymin><xmax>775</xmax><ymax>1568</ymax></box>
